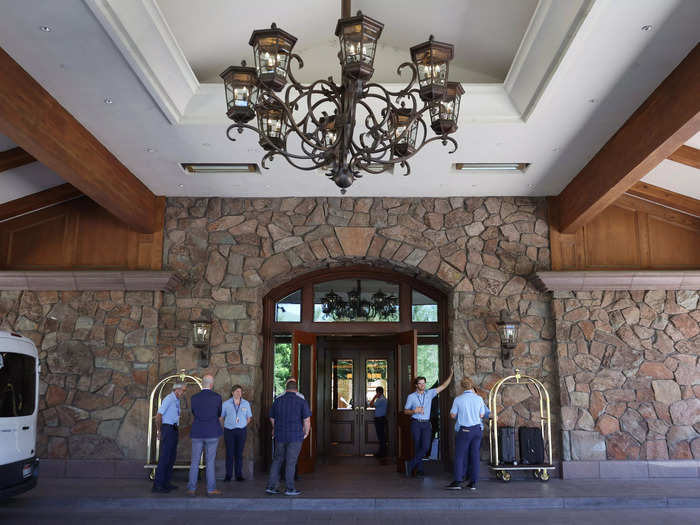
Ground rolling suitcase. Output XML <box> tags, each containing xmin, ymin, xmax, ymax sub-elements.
<box><xmin>498</xmin><ymin>426</ymin><xmax>517</xmax><ymax>465</ymax></box>
<box><xmin>519</xmin><ymin>427</ymin><xmax>545</xmax><ymax>465</ymax></box>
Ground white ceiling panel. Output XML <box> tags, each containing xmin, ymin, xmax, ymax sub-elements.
<box><xmin>641</xmin><ymin>160</ymin><xmax>700</xmax><ymax>201</ymax></box>
<box><xmin>0</xmin><ymin>163</ymin><xmax>65</xmax><ymax>205</ymax></box>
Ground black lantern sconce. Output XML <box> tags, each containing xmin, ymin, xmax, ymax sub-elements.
<box><xmin>429</xmin><ymin>81</ymin><xmax>464</xmax><ymax>136</ymax></box>
<box><xmin>221</xmin><ymin>61</ymin><xmax>259</xmax><ymax>124</ymax></box>
<box><xmin>249</xmin><ymin>23</ymin><xmax>297</xmax><ymax>92</ymax></box>
<box><xmin>410</xmin><ymin>35</ymin><xmax>454</xmax><ymax>102</ymax></box>
<box><xmin>335</xmin><ymin>11</ymin><xmax>384</xmax><ymax>81</ymax></box>
<box><xmin>191</xmin><ymin>316</ymin><xmax>212</xmax><ymax>367</ymax></box>
<box><xmin>496</xmin><ymin>310</ymin><xmax>520</xmax><ymax>363</ymax></box>
<box><xmin>389</xmin><ymin>106</ymin><xmax>419</xmax><ymax>157</ymax></box>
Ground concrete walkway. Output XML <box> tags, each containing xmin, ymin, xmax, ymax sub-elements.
<box><xmin>3</xmin><ymin>475</ymin><xmax>700</xmax><ymax>511</ymax></box>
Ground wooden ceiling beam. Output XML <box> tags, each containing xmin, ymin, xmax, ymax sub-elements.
<box><xmin>668</xmin><ymin>144</ymin><xmax>700</xmax><ymax>169</ymax></box>
<box><xmin>553</xmin><ymin>43</ymin><xmax>700</xmax><ymax>234</ymax></box>
<box><xmin>626</xmin><ymin>181</ymin><xmax>700</xmax><ymax>217</ymax></box>
<box><xmin>0</xmin><ymin>183</ymin><xmax>83</xmax><ymax>222</ymax></box>
<box><xmin>0</xmin><ymin>146</ymin><xmax>35</xmax><ymax>172</ymax></box>
<box><xmin>0</xmin><ymin>47</ymin><xmax>160</xmax><ymax>233</ymax></box>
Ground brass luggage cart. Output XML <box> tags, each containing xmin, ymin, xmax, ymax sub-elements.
<box><xmin>488</xmin><ymin>369</ymin><xmax>554</xmax><ymax>482</ymax></box>
<box><xmin>144</xmin><ymin>370</ymin><xmax>204</xmax><ymax>480</ymax></box>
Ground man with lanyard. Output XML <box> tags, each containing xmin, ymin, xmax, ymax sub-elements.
<box><xmin>446</xmin><ymin>376</ymin><xmax>488</xmax><ymax>491</ymax></box>
<box><xmin>369</xmin><ymin>386</ymin><xmax>388</xmax><ymax>457</ymax></box>
<box><xmin>152</xmin><ymin>381</ymin><xmax>186</xmax><ymax>493</ymax></box>
<box><xmin>404</xmin><ymin>370</ymin><xmax>453</xmax><ymax>477</ymax></box>
<box><xmin>220</xmin><ymin>385</ymin><xmax>252</xmax><ymax>482</ymax></box>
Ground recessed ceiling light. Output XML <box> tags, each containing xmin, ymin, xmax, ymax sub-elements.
<box><xmin>552</xmin><ymin>147</ymin><xmax>560</xmax><ymax>152</ymax></box>
<box><xmin>39</xmin><ymin>26</ymin><xmax>52</xmax><ymax>32</ymax></box>
<box><xmin>177</xmin><ymin>184</ymin><xmax>184</xmax><ymax>189</ymax></box>
<box><xmin>201</xmin><ymin>142</ymin><xmax>211</xmax><ymax>147</ymax></box>
<box><xmin>181</xmin><ymin>163</ymin><xmax>258</xmax><ymax>174</ymax></box>
<box><xmin>454</xmin><ymin>163</ymin><xmax>529</xmax><ymax>172</ymax></box>
<box><xmin>145</xmin><ymin>147</ymin><xmax>156</xmax><ymax>153</ymax></box>
<box><xmin>104</xmin><ymin>98</ymin><xmax>113</xmax><ymax>105</ymax></box>
<box><xmin>588</xmin><ymin>98</ymin><xmax>597</xmax><ymax>103</ymax></box>
<box><xmin>641</xmin><ymin>25</ymin><xmax>653</xmax><ymax>32</ymax></box>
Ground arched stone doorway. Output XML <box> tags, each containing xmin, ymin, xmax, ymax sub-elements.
<box><xmin>262</xmin><ymin>264</ymin><xmax>450</xmax><ymax>471</ymax></box>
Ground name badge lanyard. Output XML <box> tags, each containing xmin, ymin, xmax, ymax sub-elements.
<box><xmin>233</xmin><ymin>400</ymin><xmax>242</xmax><ymax>424</ymax></box>
<box><xmin>417</xmin><ymin>392</ymin><xmax>426</xmax><ymax>418</ymax></box>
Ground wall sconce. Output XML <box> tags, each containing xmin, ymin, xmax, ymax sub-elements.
<box><xmin>190</xmin><ymin>317</ymin><xmax>212</xmax><ymax>367</ymax></box>
<box><xmin>496</xmin><ymin>309</ymin><xmax>520</xmax><ymax>363</ymax></box>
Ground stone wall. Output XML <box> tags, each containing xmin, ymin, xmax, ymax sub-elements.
<box><xmin>0</xmin><ymin>290</ymin><xmax>160</xmax><ymax>460</ymax></box>
<box><xmin>554</xmin><ymin>290</ymin><xmax>700</xmax><ymax>461</ymax></box>
<box><xmin>163</xmin><ymin>196</ymin><xmax>558</xmax><ymax>465</ymax></box>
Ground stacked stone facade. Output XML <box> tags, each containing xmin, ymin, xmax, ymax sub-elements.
<box><xmin>0</xmin><ymin>290</ymin><xmax>159</xmax><ymax>460</ymax></box>
<box><xmin>554</xmin><ymin>290</ymin><xmax>700</xmax><ymax>461</ymax></box>
<box><xmin>162</xmin><ymin>196</ymin><xmax>558</xmax><ymax>463</ymax></box>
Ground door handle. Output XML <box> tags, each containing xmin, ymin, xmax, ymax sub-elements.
<box><xmin>22</xmin><ymin>426</ymin><xmax>29</xmax><ymax>430</ymax></box>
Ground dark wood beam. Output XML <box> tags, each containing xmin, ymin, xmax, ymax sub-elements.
<box><xmin>553</xmin><ymin>43</ymin><xmax>700</xmax><ymax>234</ymax></box>
<box><xmin>0</xmin><ymin>47</ymin><xmax>160</xmax><ymax>233</ymax></box>
<box><xmin>0</xmin><ymin>183</ymin><xmax>82</xmax><ymax>221</ymax></box>
<box><xmin>668</xmin><ymin>144</ymin><xmax>700</xmax><ymax>169</ymax></box>
<box><xmin>626</xmin><ymin>181</ymin><xmax>700</xmax><ymax>217</ymax></box>
<box><xmin>0</xmin><ymin>146</ymin><xmax>35</xmax><ymax>172</ymax></box>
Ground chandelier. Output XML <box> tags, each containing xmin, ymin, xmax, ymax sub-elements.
<box><xmin>320</xmin><ymin>280</ymin><xmax>398</xmax><ymax>321</ymax></box>
<box><xmin>220</xmin><ymin>1</ymin><xmax>463</xmax><ymax>193</ymax></box>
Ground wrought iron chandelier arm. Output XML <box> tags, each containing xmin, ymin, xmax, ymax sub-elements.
<box><xmin>260</xmin><ymin>149</ymin><xmax>329</xmax><ymax>171</ymax></box>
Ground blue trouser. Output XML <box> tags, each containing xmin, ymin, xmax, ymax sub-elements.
<box><xmin>268</xmin><ymin>440</ymin><xmax>303</xmax><ymax>490</ymax></box>
<box><xmin>408</xmin><ymin>420</ymin><xmax>432</xmax><ymax>474</ymax></box>
<box><xmin>187</xmin><ymin>437</ymin><xmax>219</xmax><ymax>492</ymax></box>
<box><xmin>454</xmin><ymin>425</ymin><xmax>482</xmax><ymax>484</ymax></box>
<box><xmin>153</xmin><ymin>424</ymin><xmax>178</xmax><ymax>489</ymax></box>
<box><xmin>374</xmin><ymin>416</ymin><xmax>387</xmax><ymax>456</ymax></box>
<box><xmin>224</xmin><ymin>428</ymin><xmax>247</xmax><ymax>479</ymax></box>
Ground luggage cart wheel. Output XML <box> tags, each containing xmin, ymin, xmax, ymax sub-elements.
<box><xmin>532</xmin><ymin>470</ymin><xmax>540</xmax><ymax>479</ymax></box>
<box><xmin>148</xmin><ymin>469</ymin><xmax>155</xmax><ymax>481</ymax></box>
<box><xmin>501</xmin><ymin>471</ymin><xmax>511</xmax><ymax>482</ymax></box>
<box><xmin>540</xmin><ymin>470</ymin><xmax>550</xmax><ymax>482</ymax></box>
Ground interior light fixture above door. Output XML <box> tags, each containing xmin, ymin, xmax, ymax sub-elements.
<box><xmin>454</xmin><ymin>163</ymin><xmax>529</xmax><ymax>172</ymax></box>
<box><xmin>181</xmin><ymin>163</ymin><xmax>259</xmax><ymax>173</ymax></box>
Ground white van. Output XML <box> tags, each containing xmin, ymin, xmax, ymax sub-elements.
<box><xmin>0</xmin><ymin>331</ymin><xmax>40</xmax><ymax>498</ymax></box>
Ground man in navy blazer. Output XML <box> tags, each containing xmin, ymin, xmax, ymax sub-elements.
<box><xmin>186</xmin><ymin>374</ymin><xmax>223</xmax><ymax>496</ymax></box>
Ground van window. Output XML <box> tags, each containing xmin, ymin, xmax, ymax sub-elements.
<box><xmin>0</xmin><ymin>353</ymin><xmax>36</xmax><ymax>417</ymax></box>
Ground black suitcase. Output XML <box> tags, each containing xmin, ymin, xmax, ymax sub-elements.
<box><xmin>519</xmin><ymin>427</ymin><xmax>545</xmax><ymax>465</ymax></box>
<box><xmin>498</xmin><ymin>426</ymin><xmax>517</xmax><ymax>465</ymax></box>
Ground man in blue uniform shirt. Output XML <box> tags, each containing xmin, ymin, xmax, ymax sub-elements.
<box><xmin>187</xmin><ymin>374</ymin><xmax>223</xmax><ymax>496</ymax></box>
<box><xmin>446</xmin><ymin>376</ymin><xmax>488</xmax><ymax>491</ymax></box>
<box><xmin>220</xmin><ymin>384</ymin><xmax>252</xmax><ymax>481</ymax></box>
<box><xmin>369</xmin><ymin>386</ymin><xmax>388</xmax><ymax>457</ymax></box>
<box><xmin>152</xmin><ymin>381</ymin><xmax>186</xmax><ymax>493</ymax></box>
<box><xmin>404</xmin><ymin>370</ymin><xmax>453</xmax><ymax>477</ymax></box>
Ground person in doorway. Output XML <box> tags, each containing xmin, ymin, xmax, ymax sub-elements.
<box><xmin>186</xmin><ymin>374</ymin><xmax>223</xmax><ymax>496</ymax></box>
<box><xmin>445</xmin><ymin>376</ymin><xmax>487</xmax><ymax>491</ymax></box>
<box><xmin>152</xmin><ymin>381</ymin><xmax>187</xmax><ymax>493</ymax></box>
<box><xmin>404</xmin><ymin>370</ymin><xmax>453</xmax><ymax>477</ymax></box>
<box><xmin>221</xmin><ymin>385</ymin><xmax>252</xmax><ymax>482</ymax></box>
<box><xmin>266</xmin><ymin>379</ymin><xmax>311</xmax><ymax>496</ymax></box>
<box><xmin>369</xmin><ymin>386</ymin><xmax>388</xmax><ymax>457</ymax></box>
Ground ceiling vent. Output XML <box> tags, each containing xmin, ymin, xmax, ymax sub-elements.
<box><xmin>181</xmin><ymin>163</ymin><xmax>259</xmax><ymax>174</ymax></box>
<box><xmin>454</xmin><ymin>163</ymin><xmax>530</xmax><ymax>172</ymax></box>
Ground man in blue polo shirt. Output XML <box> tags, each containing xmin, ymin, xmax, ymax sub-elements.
<box><xmin>404</xmin><ymin>369</ymin><xmax>453</xmax><ymax>477</ymax></box>
<box><xmin>152</xmin><ymin>381</ymin><xmax>187</xmax><ymax>493</ymax></box>
<box><xmin>266</xmin><ymin>379</ymin><xmax>311</xmax><ymax>496</ymax></box>
<box><xmin>445</xmin><ymin>376</ymin><xmax>488</xmax><ymax>491</ymax></box>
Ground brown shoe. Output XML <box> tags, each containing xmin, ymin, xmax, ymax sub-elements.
<box><xmin>207</xmin><ymin>489</ymin><xmax>222</xmax><ymax>496</ymax></box>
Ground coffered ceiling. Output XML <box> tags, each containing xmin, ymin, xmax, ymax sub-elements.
<box><xmin>0</xmin><ymin>0</ymin><xmax>698</xmax><ymax>204</ymax></box>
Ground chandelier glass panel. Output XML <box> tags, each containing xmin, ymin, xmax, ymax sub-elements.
<box><xmin>221</xmin><ymin>6</ymin><xmax>463</xmax><ymax>193</ymax></box>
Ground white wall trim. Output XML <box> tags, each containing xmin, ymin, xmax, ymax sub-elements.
<box><xmin>535</xmin><ymin>271</ymin><xmax>700</xmax><ymax>291</ymax></box>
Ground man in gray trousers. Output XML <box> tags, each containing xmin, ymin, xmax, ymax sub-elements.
<box><xmin>266</xmin><ymin>379</ymin><xmax>311</xmax><ymax>496</ymax></box>
<box><xmin>187</xmin><ymin>374</ymin><xmax>223</xmax><ymax>496</ymax></box>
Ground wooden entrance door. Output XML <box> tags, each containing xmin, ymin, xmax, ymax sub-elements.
<box><xmin>291</xmin><ymin>330</ymin><xmax>317</xmax><ymax>474</ymax></box>
<box><xmin>396</xmin><ymin>329</ymin><xmax>417</xmax><ymax>471</ymax></box>
<box><xmin>327</xmin><ymin>344</ymin><xmax>395</xmax><ymax>456</ymax></box>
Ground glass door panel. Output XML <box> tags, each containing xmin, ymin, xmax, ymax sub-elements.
<box><xmin>291</xmin><ymin>330</ymin><xmax>316</xmax><ymax>473</ymax></box>
<box><xmin>328</xmin><ymin>355</ymin><xmax>359</xmax><ymax>456</ymax></box>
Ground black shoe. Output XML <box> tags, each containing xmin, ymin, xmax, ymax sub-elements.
<box><xmin>445</xmin><ymin>481</ymin><xmax>463</xmax><ymax>490</ymax></box>
<box><xmin>265</xmin><ymin>487</ymin><xmax>280</xmax><ymax>495</ymax></box>
<box><xmin>224</xmin><ymin>477</ymin><xmax>232</xmax><ymax>482</ymax></box>
<box><xmin>166</xmin><ymin>484</ymin><xmax>178</xmax><ymax>490</ymax></box>
<box><xmin>285</xmin><ymin>488</ymin><xmax>302</xmax><ymax>496</ymax></box>
<box><xmin>151</xmin><ymin>486</ymin><xmax>170</xmax><ymax>494</ymax></box>
<box><xmin>236</xmin><ymin>476</ymin><xmax>245</xmax><ymax>482</ymax></box>
<box><xmin>466</xmin><ymin>482</ymin><xmax>476</xmax><ymax>491</ymax></box>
